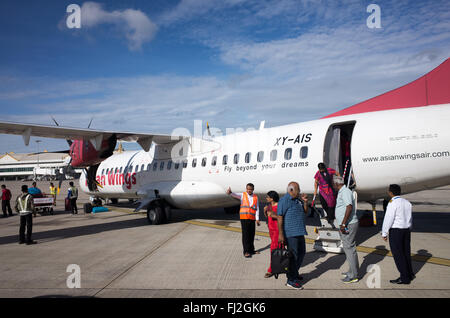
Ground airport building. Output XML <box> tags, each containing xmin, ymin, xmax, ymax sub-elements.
<box><xmin>0</xmin><ymin>152</ymin><xmax>77</xmax><ymax>181</ymax></box>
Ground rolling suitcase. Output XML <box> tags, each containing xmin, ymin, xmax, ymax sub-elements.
<box><xmin>270</xmin><ymin>244</ymin><xmax>291</xmax><ymax>279</ymax></box>
<box><xmin>65</xmin><ymin>198</ymin><xmax>71</xmax><ymax>212</ymax></box>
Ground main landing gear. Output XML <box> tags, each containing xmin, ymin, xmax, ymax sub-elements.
<box><xmin>147</xmin><ymin>200</ymin><xmax>171</xmax><ymax>225</ymax></box>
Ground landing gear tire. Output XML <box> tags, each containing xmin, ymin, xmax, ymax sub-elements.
<box><xmin>110</xmin><ymin>198</ymin><xmax>118</xmax><ymax>204</ymax></box>
<box><xmin>164</xmin><ymin>205</ymin><xmax>171</xmax><ymax>224</ymax></box>
<box><xmin>382</xmin><ymin>198</ymin><xmax>390</xmax><ymax>213</ymax></box>
<box><xmin>147</xmin><ymin>205</ymin><xmax>164</xmax><ymax>225</ymax></box>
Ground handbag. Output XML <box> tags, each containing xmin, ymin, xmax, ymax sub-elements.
<box><xmin>270</xmin><ymin>243</ymin><xmax>291</xmax><ymax>279</ymax></box>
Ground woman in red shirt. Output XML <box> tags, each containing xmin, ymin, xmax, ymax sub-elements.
<box><xmin>264</xmin><ymin>191</ymin><xmax>280</xmax><ymax>278</ymax></box>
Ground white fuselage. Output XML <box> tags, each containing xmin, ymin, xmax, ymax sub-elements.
<box><xmin>80</xmin><ymin>104</ymin><xmax>450</xmax><ymax>209</ymax></box>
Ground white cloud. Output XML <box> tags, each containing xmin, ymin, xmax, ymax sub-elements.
<box><xmin>79</xmin><ymin>2</ymin><xmax>158</xmax><ymax>51</ymax></box>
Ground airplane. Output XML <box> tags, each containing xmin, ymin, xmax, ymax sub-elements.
<box><xmin>0</xmin><ymin>58</ymin><xmax>449</xmax><ymax>225</ymax></box>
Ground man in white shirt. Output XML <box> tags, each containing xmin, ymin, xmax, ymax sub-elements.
<box><xmin>227</xmin><ymin>183</ymin><xmax>260</xmax><ymax>258</ymax></box>
<box><xmin>382</xmin><ymin>184</ymin><xmax>414</xmax><ymax>284</ymax></box>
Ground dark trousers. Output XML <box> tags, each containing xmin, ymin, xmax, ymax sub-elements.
<box><xmin>70</xmin><ymin>198</ymin><xmax>78</xmax><ymax>214</ymax></box>
<box><xmin>2</xmin><ymin>200</ymin><xmax>13</xmax><ymax>216</ymax></box>
<box><xmin>240</xmin><ymin>219</ymin><xmax>256</xmax><ymax>255</ymax></box>
<box><xmin>319</xmin><ymin>195</ymin><xmax>335</xmax><ymax>222</ymax></box>
<box><xmin>19</xmin><ymin>214</ymin><xmax>33</xmax><ymax>243</ymax></box>
<box><xmin>286</xmin><ymin>236</ymin><xmax>306</xmax><ymax>281</ymax></box>
<box><xmin>389</xmin><ymin>228</ymin><xmax>414</xmax><ymax>283</ymax></box>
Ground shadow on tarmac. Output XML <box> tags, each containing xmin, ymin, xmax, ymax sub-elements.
<box><xmin>0</xmin><ymin>218</ymin><xmax>148</xmax><ymax>245</ymax></box>
<box><xmin>302</xmin><ymin>252</ymin><xmax>346</xmax><ymax>285</ymax></box>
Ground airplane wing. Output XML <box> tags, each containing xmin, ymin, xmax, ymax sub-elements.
<box><xmin>0</xmin><ymin>121</ymin><xmax>185</xmax><ymax>151</ymax></box>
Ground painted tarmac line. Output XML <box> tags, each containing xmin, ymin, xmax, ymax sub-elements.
<box><xmin>184</xmin><ymin>220</ymin><xmax>450</xmax><ymax>267</ymax></box>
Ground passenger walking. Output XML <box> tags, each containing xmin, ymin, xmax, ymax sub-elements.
<box><xmin>15</xmin><ymin>185</ymin><xmax>37</xmax><ymax>245</ymax></box>
<box><xmin>67</xmin><ymin>182</ymin><xmax>78</xmax><ymax>215</ymax></box>
<box><xmin>1</xmin><ymin>184</ymin><xmax>13</xmax><ymax>217</ymax></box>
<box><xmin>333</xmin><ymin>175</ymin><xmax>359</xmax><ymax>283</ymax></box>
<box><xmin>313</xmin><ymin>163</ymin><xmax>339</xmax><ymax>223</ymax></box>
<box><xmin>263</xmin><ymin>191</ymin><xmax>280</xmax><ymax>278</ymax></box>
<box><xmin>227</xmin><ymin>183</ymin><xmax>260</xmax><ymax>258</ymax></box>
<box><xmin>382</xmin><ymin>184</ymin><xmax>414</xmax><ymax>285</ymax></box>
<box><xmin>277</xmin><ymin>182</ymin><xmax>308</xmax><ymax>289</ymax></box>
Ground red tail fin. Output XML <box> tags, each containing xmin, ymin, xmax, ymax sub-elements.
<box><xmin>323</xmin><ymin>58</ymin><xmax>450</xmax><ymax>118</ymax></box>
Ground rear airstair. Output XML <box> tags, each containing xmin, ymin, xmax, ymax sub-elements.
<box><xmin>313</xmin><ymin>190</ymin><xmax>358</xmax><ymax>254</ymax></box>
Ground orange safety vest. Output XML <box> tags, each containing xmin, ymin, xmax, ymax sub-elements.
<box><xmin>240</xmin><ymin>192</ymin><xmax>258</xmax><ymax>220</ymax></box>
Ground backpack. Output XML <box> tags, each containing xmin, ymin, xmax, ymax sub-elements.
<box><xmin>270</xmin><ymin>244</ymin><xmax>291</xmax><ymax>279</ymax></box>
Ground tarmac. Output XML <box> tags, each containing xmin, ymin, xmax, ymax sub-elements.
<box><xmin>0</xmin><ymin>180</ymin><xmax>449</xmax><ymax>298</ymax></box>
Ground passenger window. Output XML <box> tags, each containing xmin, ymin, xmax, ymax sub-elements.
<box><xmin>167</xmin><ymin>160</ymin><xmax>172</xmax><ymax>170</ymax></box>
<box><xmin>257</xmin><ymin>151</ymin><xmax>264</xmax><ymax>162</ymax></box>
<box><xmin>300</xmin><ymin>146</ymin><xmax>308</xmax><ymax>159</ymax></box>
<box><xmin>147</xmin><ymin>164</ymin><xmax>151</xmax><ymax>171</ymax></box>
<box><xmin>160</xmin><ymin>162</ymin><xmax>164</xmax><ymax>171</ymax></box>
<box><xmin>129</xmin><ymin>166</ymin><xmax>133</xmax><ymax>173</ymax></box>
<box><xmin>192</xmin><ymin>158</ymin><xmax>197</xmax><ymax>168</ymax></box>
<box><xmin>270</xmin><ymin>150</ymin><xmax>277</xmax><ymax>161</ymax></box>
<box><xmin>182</xmin><ymin>160</ymin><xmax>188</xmax><ymax>168</ymax></box>
<box><xmin>135</xmin><ymin>165</ymin><xmax>139</xmax><ymax>173</ymax></box>
<box><xmin>101</xmin><ymin>169</ymin><xmax>104</xmax><ymax>175</ymax></box>
<box><xmin>222</xmin><ymin>155</ymin><xmax>228</xmax><ymax>165</ymax></box>
<box><xmin>141</xmin><ymin>164</ymin><xmax>145</xmax><ymax>172</ymax></box>
<box><xmin>174</xmin><ymin>162</ymin><xmax>180</xmax><ymax>170</ymax></box>
<box><xmin>106</xmin><ymin>168</ymin><xmax>109</xmax><ymax>175</ymax></box>
<box><xmin>284</xmin><ymin>148</ymin><xmax>292</xmax><ymax>160</ymax></box>
<box><xmin>153</xmin><ymin>162</ymin><xmax>158</xmax><ymax>171</ymax></box>
<box><xmin>211</xmin><ymin>156</ymin><xmax>217</xmax><ymax>166</ymax></box>
<box><xmin>245</xmin><ymin>152</ymin><xmax>251</xmax><ymax>163</ymax></box>
<box><xmin>202</xmin><ymin>157</ymin><xmax>207</xmax><ymax>167</ymax></box>
<box><xmin>234</xmin><ymin>154</ymin><xmax>240</xmax><ymax>164</ymax></box>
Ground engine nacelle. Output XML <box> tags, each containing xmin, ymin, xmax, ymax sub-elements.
<box><xmin>69</xmin><ymin>135</ymin><xmax>117</xmax><ymax>168</ymax></box>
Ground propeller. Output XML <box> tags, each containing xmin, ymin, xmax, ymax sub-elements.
<box><xmin>51</xmin><ymin>116</ymin><xmax>73</xmax><ymax>147</ymax></box>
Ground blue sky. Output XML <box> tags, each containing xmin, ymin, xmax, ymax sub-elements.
<box><xmin>0</xmin><ymin>0</ymin><xmax>449</xmax><ymax>153</ymax></box>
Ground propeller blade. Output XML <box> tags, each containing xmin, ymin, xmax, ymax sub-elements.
<box><xmin>50</xmin><ymin>116</ymin><xmax>73</xmax><ymax>146</ymax></box>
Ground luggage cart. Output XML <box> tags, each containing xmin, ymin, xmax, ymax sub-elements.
<box><xmin>33</xmin><ymin>195</ymin><xmax>55</xmax><ymax>215</ymax></box>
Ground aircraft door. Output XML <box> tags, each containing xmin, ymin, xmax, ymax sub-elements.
<box><xmin>324</xmin><ymin>127</ymin><xmax>342</xmax><ymax>173</ymax></box>
<box><xmin>323</xmin><ymin>121</ymin><xmax>356</xmax><ymax>187</ymax></box>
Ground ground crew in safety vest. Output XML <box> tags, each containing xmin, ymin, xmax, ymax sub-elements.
<box><xmin>15</xmin><ymin>185</ymin><xmax>37</xmax><ymax>245</ymax></box>
<box><xmin>67</xmin><ymin>181</ymin><xmax>78</xmax><ymax>215</ymax></box>
<box><xmin>49</xmin><ymin>182</ymin><xmax>57</xmax><ymax>206</ymax></box>
<box><xmin>227</xmin><ymin>183</ymin><xmax>260</xmax><ymax>258</ymax></box>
